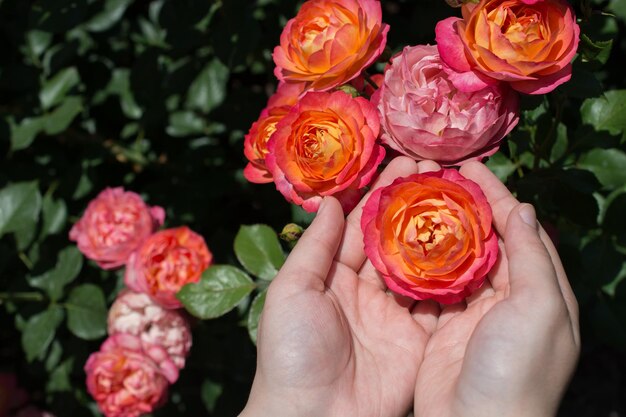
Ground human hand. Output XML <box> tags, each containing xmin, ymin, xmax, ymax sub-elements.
<box><xmin>239</xmin><ymin>157</ymin><xmax>441</xmax><ymax>417</ymax></box>
<box><xmin>413</xmin><ymin>161</ymin><xmax>580</xmax><ymax>417</ymax></box>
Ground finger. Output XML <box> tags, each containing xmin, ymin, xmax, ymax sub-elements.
<box><xmin>272</xmin><ymin>197</ymin><xmax>345</xmax><ymax>294</ymax></box>
<box><xmin>537</xmin><ymin>225</ymin><xmax>580</xmax><ymax>344</ymax></box>
<box><xmin>505</xmin><ymin>204</ymin><xmax>564</xmax><ymax>302</ymax></box>
<box><xmin>466</xmin><ymin>280</ymin><xmax>496</xmax><ymax>306</ymax></box>
<box><xmin>436</xmin><ymin>301</ymin><xmax>466</xmax><ymax>330</ymax></box>
<box><xmin>358</xmin><ymin>261</ymin><xmax>387</xmax><ymax>290</ymax></box>
<box><xmin>337</xmin><ymin>158</ymin><xmax>441</xmax><ymax>274</ymax></box>
<box><xmin>460</xmin><ymin>162</ymin><xmax>578</xmax><ymax>333</ymax></box>
<box><xmin>459</xmin><ymin>161</ymin><xmax>520</xmax><ymax>235</ymax></box>
<box><xmin>336</xmin><ymin>157</ymin><xmax>420</xmax><ymax>271</ymax></box>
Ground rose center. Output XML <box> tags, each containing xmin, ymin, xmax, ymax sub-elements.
<box><xmin>299</xmin><ymin>16</ymin><xmax>330</xmax><ymax>54</ymax></box>
<box><xmin>500</xmin><ymin>7</ymin><xmax>544</xmax><ymax>44</ymax></box>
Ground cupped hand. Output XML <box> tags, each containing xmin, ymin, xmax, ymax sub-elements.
<box><xmin>240</xmin><ymin>157</ymin><xmax>441</xmax><ymax>417</ymax></box>
<box><xmin>413</xmin><ymin>161</ymin><xmax>580</xmax><ymax>417</ymax></box>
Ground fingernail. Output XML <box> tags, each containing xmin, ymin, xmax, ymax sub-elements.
<box><xmin>519</xmin><ymin>204</ymin><xmax>537</xmax><ymax>228</ymax></box>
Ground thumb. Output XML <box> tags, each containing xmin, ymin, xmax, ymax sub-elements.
<box><xmin>505</xmin><ymin>204</ymin><xmax>562</xmax><ymax>300</ymax></box>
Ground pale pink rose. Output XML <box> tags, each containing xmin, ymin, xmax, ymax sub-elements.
<box><xmin>85</xmin><ymin>334</ymin><xmax>178</xmax><ymax>417</ymax></box>
<box><xmin>69</xmin><ymin>188</ymin><xmax>165</xmax><ymax>269</ymax></box>
<box><xmin>0</xmin><ymin>373</ymin><xmax>27</xmax><ymax>417</ymax></box>
<box><xmin>13</xmin><ymin>406</ymin><xmax>55</xmax><ymax>417</ymax></box>
<box><xmin>373</xmin><ymin>44</ymin><xmax>519</xmax><ymax>166</ymax></box>
<box><xmin>108</xmin><ymin>290</ymin><xmax>192</xmax><ymax>369</ymax></box>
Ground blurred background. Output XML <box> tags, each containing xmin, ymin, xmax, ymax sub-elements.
<box><xmin>0</xmin><ymin>0</ymin><xmax>625</xmax><ymax>415</ymax></box>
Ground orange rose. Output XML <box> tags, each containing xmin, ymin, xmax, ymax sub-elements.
<box><xmin>125</xmin><ymin>227</ymin><xmax>212</xmax><ymax>309</ymax></box>
<box><xmin>273</xmin><ymin>0</ymin><xmax>389</xmax><ymax>91</ymax></box>
<box><xmin>243</xmin><ymin>83</ymin><xmax>303</xmax><ymax>184</ymax></box>
<box><xmin>436</xmin><ymin>0</ymin><xmax>580</xmax><ymax>94</ymax></box>
<box><xmin>361</xmin><ymin>169</ymin><xmax>498</xmax><ymax>304</ymax></box>
<box><xmin>266</xmin><ymin>90</ymin><xmax>385</xmax><ymax>213</ymax></box>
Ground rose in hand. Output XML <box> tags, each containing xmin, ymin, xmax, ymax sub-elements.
<box><xmin>361</xmin><ymin>168</ymin><xmax>498</xmax><ymax>303</ymax></box>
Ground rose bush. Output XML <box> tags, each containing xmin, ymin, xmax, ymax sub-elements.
<box><xmin>266</xmin><ymin>90</ymin><xmax>385</xmax><ymax>212</ymax></box>
<box><xmin>361</xmin><ymin>169</ymin><xmax>498</xmax><ymax>304</ymax></box>
<box><xmin>84</xmin><ymin>334</ymin><xmax>179</xmax><ymax>417</ymax></box>
<box><xmin>273</xmin><ymin>0</ymin><xmax>389</xmax><ymax>91</ymax></box>
<box><xmin>69</xmin><ymin>188</ymin><xmax>165</xmax><ymax>269</ymax></box>
<box><xmin>436</xmin><ymin>0</ymin><xmax>580</xmax><ymax>94</ymax></box>
<box><xmin>125</xmin><ymin>227</ymin><xmax>213</xmax><ymax>309</ymax></box>
<box><xmin>108</xmin><ymin>290</ymin><xmax>192</xmax><ymax>369</ymax></box>
<box><xmin>374</xmin><ymin>44</ymin><xmax>519</xmax><ymax>165</ymax></box>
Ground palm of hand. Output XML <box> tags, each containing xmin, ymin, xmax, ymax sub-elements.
<box><xmin>258</xmin><ymin>260</ymin><xmax>430</xmax><ymax>417</ymax></box>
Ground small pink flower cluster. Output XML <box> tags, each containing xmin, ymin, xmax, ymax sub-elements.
<box><xmin>0</xmin><ymin>373</ymin><xmax>55</xmax><ymax>417</ymax></box>
<box><xmin>70</xmin><ymin>188</ymin><xmax>211</xmax><ymax>417</ymax></box>
<box><xmin>243</xmin><ymin>0</ymin><xmax>579</xmax><ymax>207</ymax></box>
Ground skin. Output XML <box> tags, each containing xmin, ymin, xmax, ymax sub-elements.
<box><xmin>239</xmin><ymin>157</ymin><xmax>580</xmax><ymax>417</ymax></box>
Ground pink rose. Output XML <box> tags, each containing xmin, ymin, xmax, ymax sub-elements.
<box><xmin>108</xmin><ymin>290</ymin><xmax>192</xmax><ymax>369</ymax></box>
<box><xmin>69</xmin><ymin>188</ymin><xmax>165</xmax><ymax>269</ymax></box>
<box><xmin>125</xmin><ymin>227</ymin><xmax>213</xmax><ymax>309</ymax></box>
<box><xmin>85</xmin><ymin>334</ymin><xmax>178</xmax><ymax>417</ymax></box>
<box><xmin>266</xmin><ymin>90</ymin><xmax>385</xmax><ymax>213</ymax></box>
<box><xmin>373</xmin><ymin>44</ymin><xmax>519</xmax><ymax>166</ymax></box>
<box><xmin>0</xmin><ymin>374</ymin><xmax>27</xmax><ymax>417</ymax></box>
<box><xmin>361</xmin><ymin>169</ymin><xmax>498</xmax><ymax>304</ymax></box>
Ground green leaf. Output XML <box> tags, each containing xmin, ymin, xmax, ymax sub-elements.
<box><xmin>40</xmin><ymin>193</ymin><xmax>67</xmax><ymax>239</ymax></box>
<box><xmin>65</xmin><ymin>284</ymin><xmax>107</xmax><ymax>340</ymax></box>
<box><xmin>177</xmin><ymin>265</ymin><xmax>255</xmax><ymax>319</ymax></box>
<box><xmin>84</xmin><ymin>0</ymin><xmax>134</xmax><ymax>32</ymax></box>
<box><xmin>28</xmin><ymin>246</ymin><xmax>83</xmax><ymax>302</ymax></box>
<box><xmin>43</xmin><ymin>97</ymin><xmax>83</xmax><ymax>135</ymax></box>
<box><xmin>291</xmin><ymin>204</ymin><xmax>316</xmax><ymax>226</ymax></box>
<box><xmin>166</xmin><ymin>111</ymin><xmax>206</xmax><ymax>137</ymax></box>
<box><xmin>9</xmin><ymin>117</ymin><xmax>45</xmax><ymax>151</ymax></box>
<box><xmin>604</xmin><ymin>192</ymin><xmax>626</xmax><ymax>245</ymax></box>
<box><xmin>39</xmin><ymin>67</ymin><xmax>81</xmax><ymax>110</ymax></box>
<box><xmin>25</xmin><ymin>30</ymin><xmax>53</xmax><ymax>58</ymax></box>
<box><xmin>234</xmin><ymin>225</ymin><xmax>285</xmax><ymax>280</ymax></box>
<box><xmin>485</xmin><ymin>152</ymin><xmax>517</xmax><ymax>182</ymax></box>
<box><xmin>247</xmin><ymin>289</ymin><xmax>267</xmax><ymax>345</ymax></box>
<box><xmin>21</xmin><ymin>306</ymin><xmax>64</xmax><ymax>362</ymax></box>
<box><xmin>550</xmin><ymin>123</ymin><xmax>568</xmax><ymax>163</ymax></box>
<box><xmin>579</xmin><ymin>33</ymin><xmax>613</xmax><ymax>66</ymax></box>
<box><xmin>201</xmin><ymin>379</ymin><xmax>223</xmax><ymax>413</ymax></box>
<box><xmin>609</xmin><ymin>0</ymin><xmax>626</xmax><ymax>22</ymax></box>
<box><xmin>0</xmin><ymin>182</ymin><xmax>42</xmax><ymax>238</ymax></box>
<box><xmin>186</xmin><ymin>58</ymin><xmax>229</xmax><ymax>114</ymax></box>
<box><xmin>578</xmin><ymin>148</ymin><xmax>626</xmax><ymax>189</ymax></box>
<box><xmin>581</xmin><ymin>90</ymin><xmax>626</xmax><ymax>136</ymax></box>
<box><xmin>46</xmin><ymin>358</ymin><xmax>74</xmax><ymax>393</ymax></box>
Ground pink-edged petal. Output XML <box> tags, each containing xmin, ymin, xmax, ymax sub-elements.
<box><xmin>436</xmin><ymin>17</ymin><xmax>472</xmax><ymax>73</ymax></box>
<box><xmin>509</xmin><ymin>63</ymin><xmax>572</xmax><ymax>94</ymax></box>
